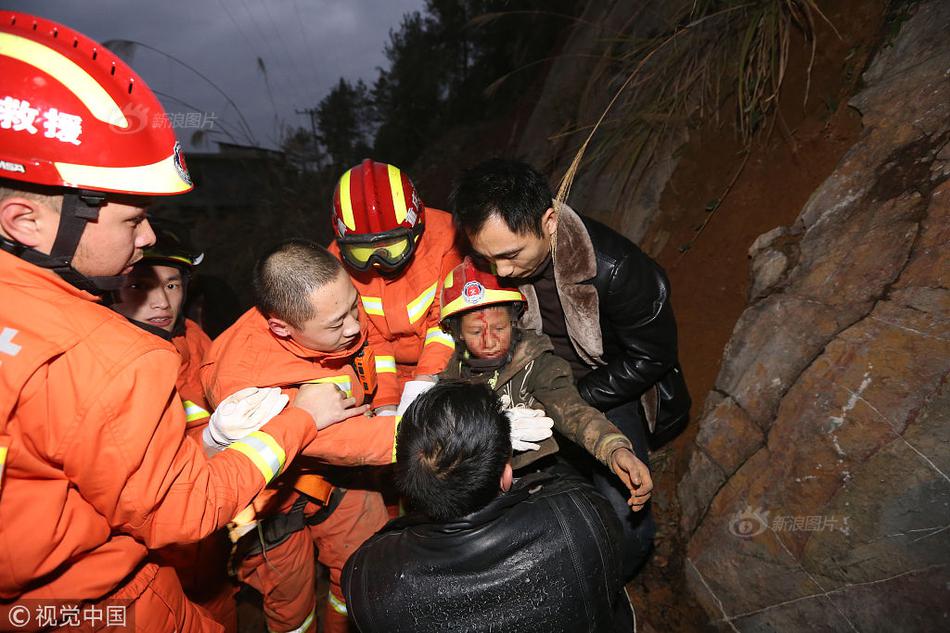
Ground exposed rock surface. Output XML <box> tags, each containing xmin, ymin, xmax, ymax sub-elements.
<box><xmin>515</xmin><ymin>0</ymin><xmax>690</xmax><ymax>243</ymax></box>
<box><xmin>677</xmin><ymin>2</ymin><xmax>950</xmax><ymax>630</ymax></box>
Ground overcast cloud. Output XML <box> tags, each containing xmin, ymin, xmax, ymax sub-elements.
<box><xmin>4</xmin><ymin>0</ymin><xmax>425</xmax><ymax>149</ymax></box>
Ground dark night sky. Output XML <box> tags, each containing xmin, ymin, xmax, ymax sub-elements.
<box><xmin>3</xmin><ymin>0</ymin><xmax>425</xmax><ymax>150</ymax></box>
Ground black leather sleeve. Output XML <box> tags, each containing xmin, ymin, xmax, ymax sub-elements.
<box><xmin>577</xmin><ymin>248</ymin><xmax>678</xmax><ymax>410</ymax></box>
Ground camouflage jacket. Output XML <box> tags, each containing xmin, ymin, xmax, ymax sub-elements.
<box><xmin>440</xmin><ymin>330</ymin><xmax>633</xmax><ymax>470</ymax></box>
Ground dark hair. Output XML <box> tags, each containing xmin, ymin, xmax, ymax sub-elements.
<box><xmin>395</xmin><ymin>382</ymin><xmax>511</xmax><ymax>521</ymax></box>
<box><xmin>252</xmin><ymin>239</ymin><xmax>343</xmax><ymax>328</ymax></box>
<box><xmin>450</xmin><ymin>159</ymin><xmax>553</xmax><ymax>237</ymax></box>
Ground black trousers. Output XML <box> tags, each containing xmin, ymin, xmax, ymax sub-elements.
<box><xmin>599</xmin><ymin>399</ymin><xmax>655</xmax><ymax>580</ymax></box>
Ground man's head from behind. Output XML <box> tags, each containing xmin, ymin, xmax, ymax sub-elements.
<box><xmin>253</xmin><ymin>239</ymin><xmax>361</xmax><ymax>353</ymax></box>
<box><xmin>396</xmin><ymin>382</ymin><xmax>513</xmax><ymax>521</ymax></box>
<box><xmin>451</xmin><ymin>159</ymin><xmax>557</xmax><ymax>279</ymax></box>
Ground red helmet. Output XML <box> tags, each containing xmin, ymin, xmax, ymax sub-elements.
<box><xmin>0</xmin><ymin>12</ymin><xmax>192</xmax><ymax>294</ymax></box>
<box><xmin>0</xmin><ymin>12</ymin><xmax>192</xmax><ymax>195</ymax></box>
<box><xmin>440</xmin><ymin>257</ymin><xmax>525</xmax><ymax>326</ymax></box>
<box><xmin>331</xmin><ymin>159</ymin><xmax>424</xmax><ymax>272</ymax></box>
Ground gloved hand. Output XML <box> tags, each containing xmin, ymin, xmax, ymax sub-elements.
<box><xmin>396</xmin><ymin>379</ymin><xmax>437</xmax><ymax>417</ymax></box>
<box><xmin>505</xmin><ymin>406</ymin><xmax>554</xmax><ymax>451</ymax></box>
<box><xmin>203</xmin><ymin>387</ymin><xmax>289</xmax><ymax>456</ymax></box>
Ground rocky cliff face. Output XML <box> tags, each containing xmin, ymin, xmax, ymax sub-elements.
<box><xmin>677</xmin><ymin>2</ymin><xmax>950</xmax><ymax>630</ymax></box>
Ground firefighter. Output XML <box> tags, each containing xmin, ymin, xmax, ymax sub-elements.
<box><xmin>112</xmin><ymin>221</ymin><xmax>238</xmax><ymax>631</ymax></box>
<box><xmin>200</xmin><ymin>240</ymin><xmax>397</xmax><ymax>633</ymax></box>
<box><xmin>328</xmin><ymin>160</ymin><xmax>461</xmax><ymax>414</ymax></box>
<box><xmin>0</xmin><ymin>13</ymin><xmax>349</xmax><ymax>631</ymax></box>
<box><xmin>113</xmin><ymin>220</ymin><xmax>213</xmax><ymax>438</ymax></box>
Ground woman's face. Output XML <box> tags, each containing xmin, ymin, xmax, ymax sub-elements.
<box><xmin>459</xmin><ymin>306</ymin><xmax>513</xmax><ymax>360</ymax></box>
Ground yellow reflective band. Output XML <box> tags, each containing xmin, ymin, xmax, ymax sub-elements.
<box><xmin>361</xmin><ymin>295</ymin><xmax>384</xmax><ymax>316</ymax></box>
<box><xmin>182</xmin><ymin>400</ymin><xmax>210</xmax><ymax>424</ymax></box>
<box><xmin>228</xmin><ymin>431</ymin><xmax>286</xmax><ymax>484</ymax></box>
<box><xmin>338</xmin><ymin>168</ymin><xmax>356</xmax><ymax>230</ymax></box>
<box><xmin>440</xmin><ymin>288</ymin><xmax>524</xmax><ymax>321</ymax></box>
<box><xmin>375</xmin><ymin>355</ymin><xmax>396</xmax><ymax>374</ymax></box>
<box><xmin>55</xmin><ymin>150</ymin><xmax>191</xmax><ymax>195</ymax></box>
<box><xmin>443</xmin><ymin>269</ymin><xmax>454</xmax><ymax>288</ymax></box>
<box><xmin>303</xmin><ymin>375</ymin><xmax>353</xmax><ymax>398</ymax></box>
<box><xmin>406</xmin><ymin>281</ymin><xmax>438</xmax><ymax>325</ymax></box>
<box><xmin>269</xmin><ymin>606</ymin><xmax>316</xmax><ymax>633</ymax></box>
<box><xmin>0</xmin><ymin>445</ymin><xmax>8</xmax><ymax>491</ymax></box>
<box><xmin>328</xmin><ymin>592</ymin><xmax>348</xmax><ymax>616</ymax></box>
<box><xmin>0</xmin><ymin>32</ymin><xmax>126</xmax><ymax>126</ymax></box>
<box><xmin>387</xmin><ymin>164</ymin><xmax>407</xmax><ymax>224</ymax></box>
<box><xmin>392</xmin><ymin>414</ymin><xmax>401</xmax><ymax>464</ymax></box>
<box><xmin>424</xmin><ymin>326</ymin><xmax>455</xmax><ymax>350</ymax></box>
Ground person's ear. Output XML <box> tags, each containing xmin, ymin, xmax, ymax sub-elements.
<box><xmin>500</xmin><ymin>462</ymin><xmax>513</xmax><ymax>492</ymax></box>
<box><xmin>540</xmin><ymin>206</ymin><xmax>558</xmax><ymax>239</ymax></box>
<box><xmin>0</xmin><ymin>196</ymin><xmax>55</xmax><ymax>250</ymax></box>
<box><xmin>266</xmin><ymin>317</ymin><xmax>293</xmax><ymax>338</ymax></box>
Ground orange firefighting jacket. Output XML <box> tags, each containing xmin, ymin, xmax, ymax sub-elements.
<box><xmin>0</xmin><ymin>251</ymin><xmax>317</xmax><ymax>602</ymax></box>
<box><xmin>200</xmin><ymin>307</ymin><xmax>397</xmax><ymax>509</ymax></box>
<box><xmin>329</xmin><ymin>208</ymin><xmax>461</xmax><ymax>406</ymax></box>
<box><xmin>173</xmin><ymin>318</ymin><xmax>213</xmax><ymax>441</ymax></box>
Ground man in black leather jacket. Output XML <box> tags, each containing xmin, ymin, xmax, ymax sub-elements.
<box><xmin>452</xmin><ymin>159</ymin><xmax>691</xmax><ymax>578</ymax></box>
<box><xmin>342</xmin><ymin>382</ymin><xmax>633</xmax><ymax>633</ymax></box>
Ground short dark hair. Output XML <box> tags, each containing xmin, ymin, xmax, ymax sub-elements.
<box><xmin>450</xmin><ymin>159</ymin><xmax>553</xmax><ymax>237</ymax></box>
<box><xmin>395</xmin><ymin>382</ymin><xmax>511</xmax><ymax>521</ymax></box>
<box><xmin>253</xmin><ymin>239</ymin><xmax>343</xmax><ymax>328</ymax></box>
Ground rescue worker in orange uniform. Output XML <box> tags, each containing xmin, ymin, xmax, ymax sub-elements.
<box><xmin>112</xmin><ymin>222</ymin><xmax>238</xmax><ymax>632</ymax></box>
<box><xmin>328</xmin><ymin>160</ymin><xmax>461</xmax><ymax>413</ymax></box>
<box><xmin>0</xmin><ymin>13</ymin><xmax>351</xmax><ymax>631</ymax></box>
<box><xmin>201</xmin><ymin>240</ymin><xmax>397</xmax><ymax>633</ymax></box>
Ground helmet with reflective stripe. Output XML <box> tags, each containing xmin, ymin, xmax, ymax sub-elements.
<box><xmin>440</xmin><ymin>257</ymin><xmax>525</xmax><ymax>326</ymax></box>
<box><xmin>0</xmin><ymin>12</ymin><xmax>193</xmax><ymax>295</ymax></box>
<box><xmin>332</xmin><ymin>159</ymin><xmax>424</xmax><ymax>272</ymax></box>
<box><xmin>0</xmin><ymin>12</ymin><xmax>192</xmax><ymax>195</ymax></box>
<box><xmin>141</xmin><ymin>218</ymin><xmax>203</xmax><ymax>269</ymax></box>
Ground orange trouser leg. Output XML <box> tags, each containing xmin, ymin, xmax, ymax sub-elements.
<box><xmin>237</xmin><ymin>530</ymin><xmax>317</xmax><ymax>633</ymax></box>
<box><xmin>106</xmin><ymin>564</ymin><xmax>224</xmax><ymax>633</ymax></box>
<box><xmin>310</xmin><ymin>489</ymin><xmax>388</xmax><ymax>633</ymax></box>
<box><xmin>155</xmin><ymin>530</ymin><xmax>238</xmax><ymax>633</ymax></box>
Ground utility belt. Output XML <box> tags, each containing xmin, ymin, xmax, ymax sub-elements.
<box><xmin>229</xmin><ymin>487</ymin><xmax>347</xmax><ymax>572</ymax></box>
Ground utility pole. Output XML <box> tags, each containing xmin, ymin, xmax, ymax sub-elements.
<box><xmin>295</xmin><ymin>107</ymin><xmax>321</xmax><ymax>170</ymax></box>
<box><xmin>296</xmin><ymin>107</ymin><xmax>319</xmax><ymax>140</ymax></box>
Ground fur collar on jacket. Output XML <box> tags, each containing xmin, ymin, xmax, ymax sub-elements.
<box><xmin>520</xmin><ymin>202</ymin><xmax>605</xmax><ymax>366</ymax></box>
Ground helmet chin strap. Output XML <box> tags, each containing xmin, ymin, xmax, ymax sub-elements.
<box><xmin>0</xmin><ymin>191</ymin><xmax>127</xmax><ymax>296</ymax></box>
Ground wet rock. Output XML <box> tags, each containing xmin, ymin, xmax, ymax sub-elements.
<box><xmin>714</xmin><ymin>294</ymin><xmax>846</xmax><ymax>428</ymax></box>
<box><xmin>694</xmin><ymin>397</ymin><xmax>763</xmax><ymax>479</ymax></box>
<box><xmin>678</xmin><ymin>447</ymin><xmax>727</xmax><ymax>537</ymax></box>
<box><xmin>679</xmin><ymin>1</ymin><xmax>950</xmax><ymax>629</ymax></box>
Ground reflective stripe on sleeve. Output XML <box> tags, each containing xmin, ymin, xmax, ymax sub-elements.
<box><xmin>423</xmin><ymin>326</ymin><xmax>455</xmax><ymax>350</ymax></box>
<box><xmin>182</xmin><ymin>399</ymin><xmax>210</xmax><ymax>424</ymax></box>
<box><xmin>375</xmin><ymin>355</ymin><xmax>396</xmax><ymax>374</ymax></box>
<box><xmin>228</xmin><ymin>431</ymin><xmax>286</xmax><ymax>484</ymax></box>
<box><xmin>406</xmin><ymin>282</ymin><xmax>437</xmax><ymax>324</ymax></box>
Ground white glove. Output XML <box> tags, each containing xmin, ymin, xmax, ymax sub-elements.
<box><xmin>396</xmin><ymin>379</ymin><xmax>437</xmax><ymax>417</ymax></box>
<box><xmin>203</xmin><ymin>387</ymin><xmax>289</xmax><ymax>456</ymax></box>
<box><xmin>505</xmin><ymin>406</ymin><xmax>555</xmax><ymax>452</ymax></box>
